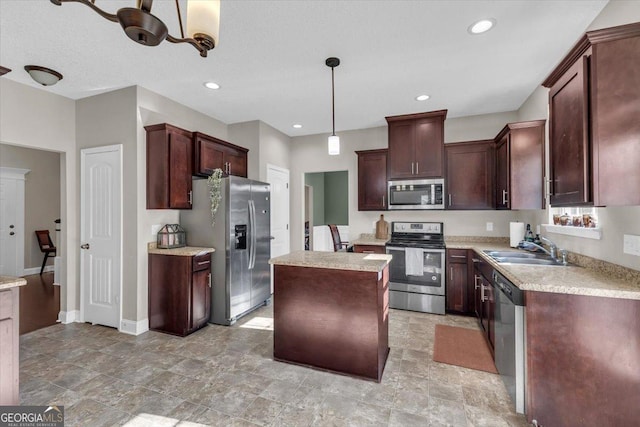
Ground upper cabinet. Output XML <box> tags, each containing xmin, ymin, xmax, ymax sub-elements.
<box><xmin>445</xmin><ymin>140</ymin><xmax>495</xmax><ymax>210</ymax></box>
<box><xmin>543</xmin><ymin>22</ymin><xmax>640</xmax><ymax>207</ymax></box>
<box><xmin>386</xmin><ymin>110</ymin><xmax>447</xmax><ymax>179</ymax></box>
<box><xmin>146</xmin><ymin>123</ymin><xmax>193</xmax><ymax>209</ymax></box>
<box><xmin>356</xmin><ymin>149</ymin><xmax>388</xmax><ymax>211</ymax></box>
<box><xmin>193</xmin><ymin>132</ymin><xmax>248</xmax><ymax>178</ymax></box>
<box><xmin>494</xmin><ymin>120</ymin><xmax>546</xmax><ymax>210</ymax></box>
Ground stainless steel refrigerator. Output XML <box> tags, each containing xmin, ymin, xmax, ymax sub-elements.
<box><xmin>180</xmin><ymin>176</ymin><xmax>271</xmax><ymax>325</ymax></box>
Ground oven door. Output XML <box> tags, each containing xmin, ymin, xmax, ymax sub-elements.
<box><xmin>385</xmin><ymin>246</ymin><xmax>445</xmax><ymax>295</ymax></box>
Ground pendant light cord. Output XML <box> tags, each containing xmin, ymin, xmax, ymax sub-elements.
<box><xmin>331</xmin><ymin>66</ymin><xmax>336</xmax><ymax>136</ymax></box>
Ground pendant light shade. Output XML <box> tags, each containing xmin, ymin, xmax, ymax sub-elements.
<box><xmin>326</xmin><ymin>57</ymin><xmax>340</xmax><ymax>156</ymax></box>
<box><xmin>24</xmin><ymin>65</ymin><xmax>63</xmax><ymax>86</ymax></box>
<box><xmin>186</xmin><ymin>0</ymin><xmax>220</xmax><ymax>50</ymax></box>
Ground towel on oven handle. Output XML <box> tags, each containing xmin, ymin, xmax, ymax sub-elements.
<box><xmin>405</xmin><ymin>248</ymin><xmax>424</xmax><ymax>276</ymax></box>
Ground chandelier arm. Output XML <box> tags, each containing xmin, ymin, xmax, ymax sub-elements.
<box><xmin>166</xmin><ymin>34</ymin><xmax>209</xmax><ymax>57</ymax></box>
<box><xmin>137</xmin><ymin>0</ymin><xmax>153</xmax><ymax>13</ymax></box>
<box><xmin>175</xmin><ymin>0</ymin><xmax>186</xmax><ymax>39</ymax></box>
<box><xmin>51</xmin><ymin>0</ymin><xmax>118</xmax><ymax>23</ymax></box>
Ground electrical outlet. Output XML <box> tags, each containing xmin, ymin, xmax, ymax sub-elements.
<box><xmin>486</xmin><ymin>222</ymin><xmax>493</xmax><ymax>231</ymax></box>
<box><xmin>623</xmin><ymin>234</ymin><xmax>640</xmax><ymax>256</ymax></box>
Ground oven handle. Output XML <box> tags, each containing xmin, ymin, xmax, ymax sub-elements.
<box><xmin>386</xmin><ymin>246</ymin><xmax>445</xmax><ymax>254</ymax></box>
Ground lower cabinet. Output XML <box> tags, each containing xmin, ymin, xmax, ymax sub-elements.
<box><xmin>148</xmin><ymin>252</ymin><xmax>211</xmax><ymax>336</ymax></box>
<box><xmin>446</xmin><ymin>249</ymin><xmax>472</xmax><ymax>313</ymax></box>
<box><xmin>472</xmin><ymin>254</ymin><xmax>495</xmax><ymax>353</ymax></box>
<box><xmin>353</xmin><ymin>244</ymin><xmax>386</xmax><ymax>254</ymax></box>
<box><xmin>0</xmin><ymin>287</ymin><xmax>19</xmax><ymax>405</ymax></box>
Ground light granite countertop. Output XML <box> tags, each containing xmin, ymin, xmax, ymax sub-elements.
<box><xmin>446</xmin><ymin>240</ymin><xmax>640</xmax><ymax>300</ymax></box>
<box><xmin>148</xmin><ymin>242</ymin><xmax>215</xmax><ymax>256</ymax></box>
<box><xmin>0</xmin><ymin>275</ymin><xmax>27</xmax><ymax>290</ymax></box>
<box><xmin>270</xmin><ymin>250</ymin><xmax>392</xmax><ymax>273</ymax></box>
<box><xmin>351</xmin><ymin>233</ymin><xmax>390</xmax><ymax>246</ymax></box>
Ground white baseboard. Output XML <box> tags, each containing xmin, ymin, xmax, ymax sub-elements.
<box><xmin>120</xmin><ymin>318</ymin><xmax>149</xmax><ymax>336</ymax></box>
<box><xmin>58</xmin><ymin>310</ymin><xmax>80</xmax><ymax>324</ymax></box>
<box><xmin>23</xmin><ymin>265</ymin><xmax>55</xmax><ymax>276</ymax></box>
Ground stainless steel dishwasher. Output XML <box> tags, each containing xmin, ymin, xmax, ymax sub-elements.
<box><xmin>493</xmin><ymin>270</ymin><xmax>526</xmax><ymax>414</ymax></box>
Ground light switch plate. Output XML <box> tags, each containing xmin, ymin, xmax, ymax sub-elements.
<box><xmin>486</xmin><ymin>222</ymin><xmax>494</xmax><ymax>231</ymax></box>
<box><xmin>623</xmin><ymin>234</ymin><xmax>640</xmax><ymax>256</ymax></box>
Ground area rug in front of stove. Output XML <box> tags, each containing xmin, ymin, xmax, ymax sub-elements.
<box><xmin>433</xmin><ymin>324</ymin><xmax>498</xmax><ymax>374</ymax></box>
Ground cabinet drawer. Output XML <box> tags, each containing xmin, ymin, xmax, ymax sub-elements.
<box><xmin>354</xmin><ymin>244</ymin><xmax>386</xmax><ymax>254</ymax></box>
<box><xmin>447</xmin><ymin>249</ymin><xmax>468</xmax><ymax>262</ymax></box>
<box><xmin>192</xmin><ymin>254</ymin><xmax>212</xmax><ymax>272</ymax></box>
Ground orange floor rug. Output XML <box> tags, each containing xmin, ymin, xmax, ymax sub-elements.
<box><xmin>433</xmin><ymin>324</ymin><xmax>498</xmax><ymax>374</ymax></box>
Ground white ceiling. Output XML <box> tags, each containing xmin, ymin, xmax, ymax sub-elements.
<box><xmin>0</xmin><ymin>0</ymin><xmax>608</xmax><ymax>137</ymax></box>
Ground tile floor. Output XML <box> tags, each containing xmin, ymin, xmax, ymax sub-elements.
<box><xmin>19</xmin><ymin>305</ymin><xmax>530</xmax><ymax>427</ymax></box>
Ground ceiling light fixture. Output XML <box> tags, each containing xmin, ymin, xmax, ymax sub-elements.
<box><xmin>204</xmin><ymin>81</ymin><xmax>220</xmax><ymax>89</ymax></box>
<box><xmin>468</xmin><ymin>18</ymin><xmax>496</xmax><ymax>35</ymax></box>
<box><xmin>416</xmin><ymin>95</ymin><xmax>430</xmax><ymax>101</ymax></box>
<box><xmin>326</xmin><ymin>57</ymin><xmax>341</xmax><ymax>156</ymax></box>
<box><xmin>292</xmin><ymin>124</ymin><xmax>302</xmax><ymax>129</ymax></box>
<box><xmin>24</xmin><ymin>65</ymin><xmax>63</xmax><ymax>86</ymax></box>
<box><xmin>50</xmin><ymin>0</ymin><xmax>220</xmax><ymax>58</ymax></box>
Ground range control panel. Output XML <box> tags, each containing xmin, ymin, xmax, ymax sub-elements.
<box><xmin>392</xmin><ymin>222</ymin><xmax>442</xmax><ymax>235</ymax></box>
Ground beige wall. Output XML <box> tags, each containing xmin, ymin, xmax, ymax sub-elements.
<box><xmin>0</xmin><ymin>144</ymin><xmax>61</xmax><ymax>269</ymax></box>
<box><xmin>445</xmin><ymin>111</ymin><xmax>518</xmax><ymax>143</ymax></box>
<box><xmin>513</xmin><ymin>0</ymin><xmax>640</xmax><ymax>271</ymax></box>
<box><xmin>0</xmin><ymin>78</ymin><xmax>77</xmax><ymax>316</ymax></box>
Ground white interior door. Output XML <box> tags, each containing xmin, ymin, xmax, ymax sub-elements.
<box><xmin>266</xmin><ymin>165</ymin><xmax>290</xmax><ymax>294</ymax></box>
<box><xmin>80</xmin><ymin>145</ymin><xmax>122</xmax><ymax>328</ymax></box>
<box><xmin>0</xmin><ymin>168</ymin><xmax>29</xmax><ymax>276</ymax></box>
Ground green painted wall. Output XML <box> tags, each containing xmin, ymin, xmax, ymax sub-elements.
<box><xmin>305</xmin><ymin>171</ymin><xmax>348</xmax><ymax>226</ymax></box>
<box><xmin>324</xmin><ymin>171</ymin><xmax>348</xmax><ymax>225</ymax></box>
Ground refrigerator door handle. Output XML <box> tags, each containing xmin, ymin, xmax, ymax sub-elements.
<box><xmin>248</xmin><ymin>199</ymin><xmax>257</xmax><ymax>270</ymax></box>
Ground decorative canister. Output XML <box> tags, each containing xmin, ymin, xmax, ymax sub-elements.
<box><xmin>157</xmin><ymin>224</ymin><xmax>186</xmax><ymax>249</ymax></box>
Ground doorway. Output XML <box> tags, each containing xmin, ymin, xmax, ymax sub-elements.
<box><xmin>266</xmin><ymin>164</ymin><xmax>290</xmax><ymax>294</ymax></box>
<box><xmin>303</xmin><ymin>171</ymin><xmax>349</xmax><ymax>251</ymax></box>
<box><xmin>0</xmin><ymin>167</ymin><xmax>29</xmax><ymax>276</ymax></box>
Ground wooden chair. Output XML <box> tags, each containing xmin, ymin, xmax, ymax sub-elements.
<box><xmin>35</xmin><ymin>230</ymin><xmax>56</xmax><ymax>275</ymax></box>
<box><xmin>328</xmin><ymin>224</ymin><xmax>349</xmax><ymax>252</ymax></box>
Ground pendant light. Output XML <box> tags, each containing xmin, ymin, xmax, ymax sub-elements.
<box><xmin>326</xmin><ymin>57</ymin><xmax>340</xmax><ymax>156</ymax></box>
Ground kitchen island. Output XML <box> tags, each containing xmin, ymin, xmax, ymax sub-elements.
<box><xmin>269</xmin><ymin>251</ymin><xmax>392</xmax><ymax>382</ymax></box>
<box><xmin>1</xmin><ymin>275</ymin><xmax>27</xmax><ymax>405</ymax></box>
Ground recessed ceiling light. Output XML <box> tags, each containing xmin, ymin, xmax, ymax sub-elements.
<box><xmin>292</xmin><ymin>124</ymin><xmax>303</xmax><ymax>129</ymax></box>
<box><xmin>415</xmin><ymin>95</ymin><xmax>430</xmax><ymax>101</ymax></box>
<box><xmin>468</xmin><ymin>19</ymin><xmax>496</xmax><ymax>35</ymax></box>
<box><xmin>204</xmin><ymin>81</ymin><xmax>220</xmax><ymax>90</ymax></box>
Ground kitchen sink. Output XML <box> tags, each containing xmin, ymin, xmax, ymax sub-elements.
<box><xmin>483</xmin><ymin>250</ymin><xmax>567</xmax><ymax>266</ymax></box>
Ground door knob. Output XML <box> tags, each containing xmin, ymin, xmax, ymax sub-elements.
<box><xmin>9</xmin><ymin>232</ymin><xmax>15</xmax><ymax>236</ymax></box>
<box><xmin>81</xmin><ymin>243</ymin><xmax>90</xmax><ymax>249</ymax></box>
<box><xmin>9</xmin><ymin>224</ymin><xmax>14</xmax><ymax>228</ymax></box>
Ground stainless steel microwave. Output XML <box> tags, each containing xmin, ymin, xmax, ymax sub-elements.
<box><xmin>387</xmin><ymin>178</ymin><xmax>445</xmax><ymax>210</ymax></box>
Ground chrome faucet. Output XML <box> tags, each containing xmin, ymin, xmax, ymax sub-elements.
<box><xmin>519</xmin><ymin>236</ymin><xmax>568</xmax><ymax>265</ymax></box>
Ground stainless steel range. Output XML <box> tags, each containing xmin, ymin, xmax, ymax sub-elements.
<box><xmin>385</xmin><ymin>222</ymin><xmax>446</xmax><ymax>314</ymax></box>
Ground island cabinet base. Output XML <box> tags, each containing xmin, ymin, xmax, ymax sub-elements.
<box><xmin>526</xmin><ymin>291</ymin><xmax>640</xmax><ymax>427</ymax></box>
<box><xmin>273</xmin><ymin>265</ymin><xmax>389</xmax><ymax>382</ymax></box>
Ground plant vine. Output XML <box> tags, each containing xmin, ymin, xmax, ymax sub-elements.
<box><xmin>207</xmin><ymin>168</ymin><xmax>224</xmax><ymax>228</ymax></box>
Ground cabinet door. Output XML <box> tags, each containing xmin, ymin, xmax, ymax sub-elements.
<box><xmin>592</xmin><ymin>35</ymin><xmax>640</xmax><ymax>206</ymax></box>
<box><xmin>495</xmin><ymin>136</ymin><xmax>509</xmax><ymax>209</ymax></box>
<box><xmin>549</xmin><ymin>55</ymin><xmax>591</xmax><ymax>206</ymax></box>
<box><xmin>224</xmin><ymin>148</ymin><xmax>248</xmax><ymax>178</ymax></box>
<box><xmin>387</xmin><ymin>121</ymin><xmax>415</xmax><ymax>179</ymax></box>
<box><xmin>191</xmin><ymin>269</ymin><xmax>211</xmax><ymax>330</ymax></box>
<box><xmin>168</xmin><ymin>131</ymin><xmax>193</xmax><ymax>209</ymax></box>
<box><xmin>356</xmin><ymin>149</ymin><xmax>388</xmax><ymax>210</ymax></box>
<box><xmin>445</xmin><ymin>141</ymin><xmax>494</xmax><ymax>210</ymax></box>
<box><xmin>510</xmin><ymin>124</ymin><xmax>545</xmax><ymax>209</ymax></box>
<box><xmin>446</xmin><ymin>261</ymin><xmax>468</xmax><ymax>313</ymax></box>
<box><xmin>414</xmin><ymin>117</ymin><xmax>444</xmax><ymax>178</ymax></box>
<box><xmin>194</xmin><ymin>135</ymin><xmax>225</xmax><ymax>177</ymax></box>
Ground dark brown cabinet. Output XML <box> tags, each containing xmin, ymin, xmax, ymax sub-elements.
<box><xmin>494</xmin><ymin>120</ymin><xmax>546</xmax><ymax>210</ymax></box>
<box><xmin>543</xmin><ymin>22</ymin><xmax>640</xmax><ymax>207</ymax></box>
<box><xmin>445</xmin><ymin>140</ymin><xmax>495</xmax><ymax>210</ymax></box>
<box><xmin>355</xmin><ymin>149</ymin><xmax>388</xmax><ymax>210</ymax></box>
<box><xmin>193</xmin><ymin>132</ymin><xmax>248</xmax><ymax>178</ymax></box>
<box><xmin>446</xmin><ymin>249</ymin><xmax>471</xmax><ymax>313</ymax></box>
<box><xmin>353</xmin><ymin>244</ymin><xmax>386</xmax><ymax>254</ymax></box>
<box><xmin>148</xmin><ymin>252</ymin><xmax>211</xmax><ymax>337</ymax></box>
<box><xmin>146</xmin><ymin>123</ymin><xmax>193</xmax><ymax>209</ymax></box>
<box><xmin>472</xmin><ymin>255</ymin><xmax>494</xmax><ymax>353</ymax></box>
<box><xmin>386</xmin><ymin>110</ymin><xmax>447</xmax><ymax>179</ymax></box>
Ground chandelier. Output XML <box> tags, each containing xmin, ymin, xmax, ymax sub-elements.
<box><xmin>50</xmin><ymin>0</ymin><xmax>220</xmax><ymax>58</ymax></box>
